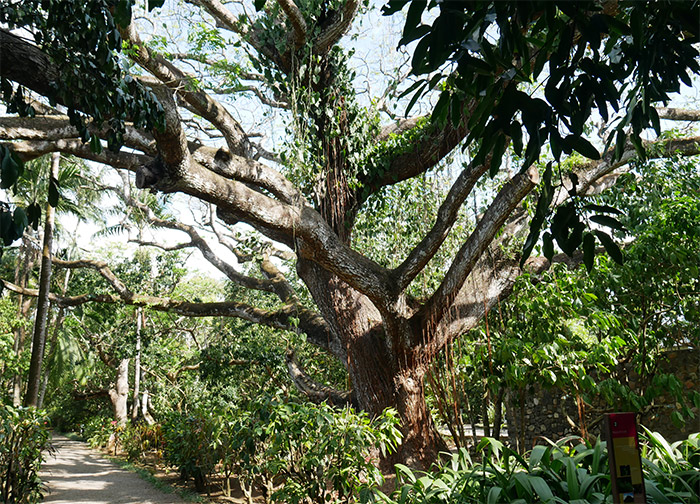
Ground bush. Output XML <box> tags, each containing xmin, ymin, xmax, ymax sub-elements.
<box><xmin>163</xmin><ymin>410</ymin><xmax>222</xmax><ymax>493</ymax></box>
<box><xmin>121</xmin><ymin>423</ymin><xmax>165</xmax><ymax>461</ymax></box>
<box><xmin>225</xmin><ymin>397</ymin><xmax>402</xmax><ymax>504</ymax></box>
<box><xmin>0</xmin><ymin>405</ymin><xmax>52</xmax><ymax>504</ymax></box>
<box><xmin>83</xmin><ymin>415</ymin><xmax>116</xmax><ymax>449</ymax></box>
<box><xmin>372</xmin><ymin>431</ymin><xmax>700</xmax><ymax>504</ymax></box>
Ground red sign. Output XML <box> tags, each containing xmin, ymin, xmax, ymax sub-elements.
<box><xmin>605</xmin><ymin>413</ymin><xmax>647</xmax><ymax>503</ymax></box>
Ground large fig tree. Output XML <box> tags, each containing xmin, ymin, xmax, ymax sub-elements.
<box><xmin>1</xmin><ymin>0</ymin><xmax>700</xmax><ymax>464</ymax></box>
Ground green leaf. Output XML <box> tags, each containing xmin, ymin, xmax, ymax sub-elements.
<box><xmin>487</xmin><ymin>486</ymin><xmax>502</xmax><ymax>504</ymax></box>
<box><xmin>489</xmin><ymin>134</ymin><xmax>507</xmax><ymax>176</ymax></box>
<box><xmin>530</xmin><ymin>476</ymin><xmax>554</xmax><ymax>501</ymax></box>
<box><xmin>565</xmin><ymin>458</ymin><xmax>580</xmax><ymax>499</ymax></box>
<box><xmin>564</xmin><ymin>135</ymin><xmax>601</xmax><ymax>159</ymax></box>
<box><xmin>590</xmin><ymin>214</ymin><xmax>625</xmax><ymax>231</ymax></box>
<box><xmin>48</xmin><ymin>179</ymin><xmax>60</xmax><ymax>208</ymax></box>
<box><xmin>583</xmin><ymin>203</ymin><xmax>623</xmax><ymax>215</ymax></box>
<box><xmin>253</xmin><ymin>0</ymin><xmax>266</xmax><ymax>11</ymax></box>
<box><xmin>614</xmin><ymin>128</ymin><xmax>626</xmax><ymax>161</ymax></box>
<box><xmin>521</xmin><ymin>163</ymin><xmax>553</xmax><ymax>266</ymax></box>
<box><xmin>431</xmin><ymin>91</ymin><xmax>451</xmax><ymax>125</ymax></box>
<box><xmin>0</xmin><ymin>148</ymin><xmax>21</xmax><ymax>189</ymax></box>
<box><xmin>113</xmin><ymin>0</ymin><xmax>132</xmax><ymax>27</ymax></box>
<box><xmin>542</xmin><ymin>231</ymin><xmax>554</xmax><ymax>260</ymax></box>
<box><xmin>90</xmin><ymin>134</ymin><xmax>103</xmax><ymax>154</ymax></box>
<box><xmin>582</xmin><ymin>232</ymin><xmax>595</xmax><ymax>272</ymax></box>
<box><xmin>13</xmin><ymin>207</ymin><xmax>28</xmax><ymax>237</ymax></box>
<box><xmin>403</xmin><ymin>0</ymin><xmax>427</xmax><ymax>37</ymax></box>
<box><xmin>0</xmin><ymin>211</ymin><xmax>14</xmax><ymax>245</ymax></box>
<box><xmin>26</xmin><ymin>203</ymin><xmax>41</xmax><ymax>230</ymax></box>
<box><xmin>147</xmin><ymin>0</ymin><xmax>166</xmax><ymax>11</ymax></box>
<box><xmin>594</xmin><ymin>230</ymin><xmax>623</xmax><ymax>264</ymax></box>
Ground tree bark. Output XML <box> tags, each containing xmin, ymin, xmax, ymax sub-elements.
<box><xmin>109</xmin><ymin>358</ymin><xmax>130</xmax><ymax>426</ymax></box>
<box><xmin>131</xmin><ymin>308</ymin><xmax>142</xmax><ymax>421</ymax></box>
<box><xmin>24</xmin><ymin>152</ymin><xmax>59</xmax><ymax>407</ymax></box>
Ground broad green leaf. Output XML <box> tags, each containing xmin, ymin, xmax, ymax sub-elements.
<box><xmin>564</xmin><ymin>135</ymin><xmax>601</xmax><ymax>160</ymax></box>
<box><xmin>582</xmin><ymin>232</ymin><xmax>595</xmax><ymax>272</ymax></box>
<box><xmin>594</xmin><ymin>230</ymin><xmax>623</xmax><ymax>265</ymax></box>
<box><xmin>147</xmin><ymin>0</ymin><xmax>166</xmax><ymax>11</ymax></box>
<box><xmin>530</xmin><ymin>476</ymin><xmax>554</xmax><ymax>501</ymax></box>
<box><xmin>590</xmin><ymin>214</ymin><xmax>625</xmax><ymax>231</ymax></box>
<box><xmin>48</xmin><ymin>179</ymin><xmax>60</xmax><ymax>208</ymax></box>
<box><xmin>487</xmin><ymin>486</ymin><xmax>502</xmax><ymax>504</ymax></box>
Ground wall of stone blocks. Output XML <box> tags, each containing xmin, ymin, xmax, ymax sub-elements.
<box><xmin>505</xmin><ymin>348</ymin><xmax>699</xmax><ymax>451</ymax></box>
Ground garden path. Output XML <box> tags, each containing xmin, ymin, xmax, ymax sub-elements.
<box><xmin>40</xmin><ymin>434</ymin><xmax>188</xmax><ymax>504</ymax></box>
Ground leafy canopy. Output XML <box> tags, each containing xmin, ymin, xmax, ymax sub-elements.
<box><xmin>384</xmin><ymin>0</ymin><xmax>700</xmax><ymax>266</ymax></box>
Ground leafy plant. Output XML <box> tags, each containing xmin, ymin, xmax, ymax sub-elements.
<box><xmin>84</xmin><ymin>415</ymin><xmax>117</xmax><ymax>449</ymax></box>
<box><xmin>162</xmin><ymin>410</ymin><xmax>222</xmax><ymax>493</ymax></box>
<box><xmin>371</xmin><ymin>431</ymin><xmax>700</xmax><ymax>504</ymax></box>
<box><xmin>0</xmin><ymin>405</ymin><xmax>52</xmax><ymax>504</ymax></box>
<box><xmin>121</xmin><ymin>423</ymin><xmax>164</xmax><ymax>461</ymax></box>
<box><xmin>262</xmin><ymin>400</ymin><xmax>402</xmax><ymax>504</ymax></box>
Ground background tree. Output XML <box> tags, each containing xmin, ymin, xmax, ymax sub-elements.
<box><xmin>1</xmin><ymin>0</ymin><xmax>700</xmax><ymax>464</ymax></box>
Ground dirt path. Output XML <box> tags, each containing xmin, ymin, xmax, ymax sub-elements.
<box><xmin>40</xmin><ymin>435</ymin><xmax>190</xmax><ymax>504</ymax></box>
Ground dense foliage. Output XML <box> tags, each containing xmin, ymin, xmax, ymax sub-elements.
<box><xmin>86</xmin><ymin>397</ymin><xmax>401</xmax><ymax>502</ymax></box>
<box><xmin>373</xmin><ymin>432</ymin><xmax>700</xmax><ymax>504</ymax></box>
<box><xmin>0</xmin><ymin>405</ymin><xmax>52</xmax><ymax>504</ymax></box>
<box><xmin>384</xmin><ymin>0</ymin><xmax>700</xmax><ymax>265</ymax></box>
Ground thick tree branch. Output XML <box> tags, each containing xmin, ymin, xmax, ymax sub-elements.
<box><xmin>190</xmin><ymin>144</ymin><xmax>303</xmax><ymax>205</ymax></box>
<box><xmin>118</xmin><ymin>187</ymin><xmax>278</xmax><ymax>293</ymax></box>
<box><xmin>393</xmin><ymin>156</ymin><xmax>491</xmax><ymax>290</ymax></box>
<box><xmin>430</xmin><ymin>134</ymin><xmax>700</xmax><ymax>349</ymax></box>
<box><xmin>0</xmin><ymin>30</ymin><xmax>61</xmax><ymax>101</ymax></box>
<box><xmin>656</xmin><ymin>107</ymin><xmax>700</xmax><ymax>122</ymax></box>
<box><xmin>416</xmin><ymin>166</ymin><xmax>539</xmax><ymax>336</ymax></box>
<box><xmin>0</xmin><ymin>115</ymin><xmax>156</xmax><ymax>154</ymax></box>
<box><xmin>208</xmin><ymin>84</ymin><xmax>290</xmax><ymax>108</ymax></box>
<box><xmin>359</xmin><ymin>102</ymin><xmax>475</xmax><ymax>199</ymax></box>
<box><xmin>377</xmin><ymin>116</ymin><xmax>424</xmax><ymax>142</ymax></box>
<box><xmin>312</xmin><ymin>0</ymin><xmax>359</xmax><ymax>55</ymax></box>
<box><xmin>285</xmin><ymin>350</ymin><xmax>352</xmax><ymax>406</ymax></box>
<box><xmin>278</xmin><ymin>0</ymin><xmax>308</xmax><ymax>48</ymax></box>
<box><xmin>2</xmin><ymin>276</ymin><xmax>310</xmax><ymax>337</ymax></box>
<box><xmin>4</xmin><ymin>139</ymin><xmax>150</xmax><ymax>169</ymax></box>
<box><xmin>121</xmin><ymin>23</ymin><xmax>251</xmax><ymax>157</ymax></box>
<box><xmin>187</xmin><ymin>0</ymin><xmax>288</xmax><ymax>71</ymax></box>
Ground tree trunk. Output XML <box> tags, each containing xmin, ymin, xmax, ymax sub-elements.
<box><xmin>24</xmin><ymin>152</ymin><xmax>59</xmax><ymax>408</ymax></box>
<box><xmin>131</xmin><ymin>308</ymin><xmax>142</xmax><ymax>421</ymax></box>
<box><xmin>299</xmin><ymin>263</ymin><xmax>447</xmax><ymax>468</ymax></box>
<box><xmin>109</xmin><ymin>358</ymin><xmax>130</xmax><ymax>426</ymax></box>
<box><xmin>37</xmin><ymin>268</ymin><xmax>71</xmax><ymax>409</ymax></box>
<box><xmin>141</xmin><ymin>389</ymin><xmax>155</xmax><ymax>425</ymax></box>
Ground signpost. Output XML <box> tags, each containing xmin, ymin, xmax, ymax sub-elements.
<box><xmin>604</xmin><ymin>412</ymin><xmax>647</xmax><ymax>503</ymax></box>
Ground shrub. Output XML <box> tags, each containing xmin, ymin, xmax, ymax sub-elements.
<box><xmin>163</xmin><ymin>410</ymin><xmax>222</xmax><ymax>493</ymax></box>
<box><xmin>83</xmin><ymin>415</ymin><xmax>115</xmax><ymax>449</ymax></box>
<box><xmin>0</xmin><ymin>405</ymin><xmax>52</xmax><ymax>504</ymax></box>
<box><xmin>224</xmin><ymin>397</ymin><xmax>402</xmax><ymax>504</ymax></box>
<box><xmin>121</xmin><ymin>423</ymin><xmax>165</xmax><ymax>461</ymax></box>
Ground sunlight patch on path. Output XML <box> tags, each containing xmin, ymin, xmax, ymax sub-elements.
<box><xmin>40</xmin><ymin>435</ymin><xmax>188</xmax><ymax>504</ymax></box>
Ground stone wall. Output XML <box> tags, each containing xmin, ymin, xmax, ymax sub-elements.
<box><xmin>505</xmin><ymin>348</ymin><xmax>699</xmax><ymax>451</ymax></box>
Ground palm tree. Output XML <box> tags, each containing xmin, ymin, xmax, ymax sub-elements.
<box><xmin>7</xmin><ymin>153</ymin><xmax>103</xmax><ymax>406</ymax></box>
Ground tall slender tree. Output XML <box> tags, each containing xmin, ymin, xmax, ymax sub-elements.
<box><xmin>23</xmin><ymin>152</ymin><xmax>59</xmax><ymax>407</ymax></box>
